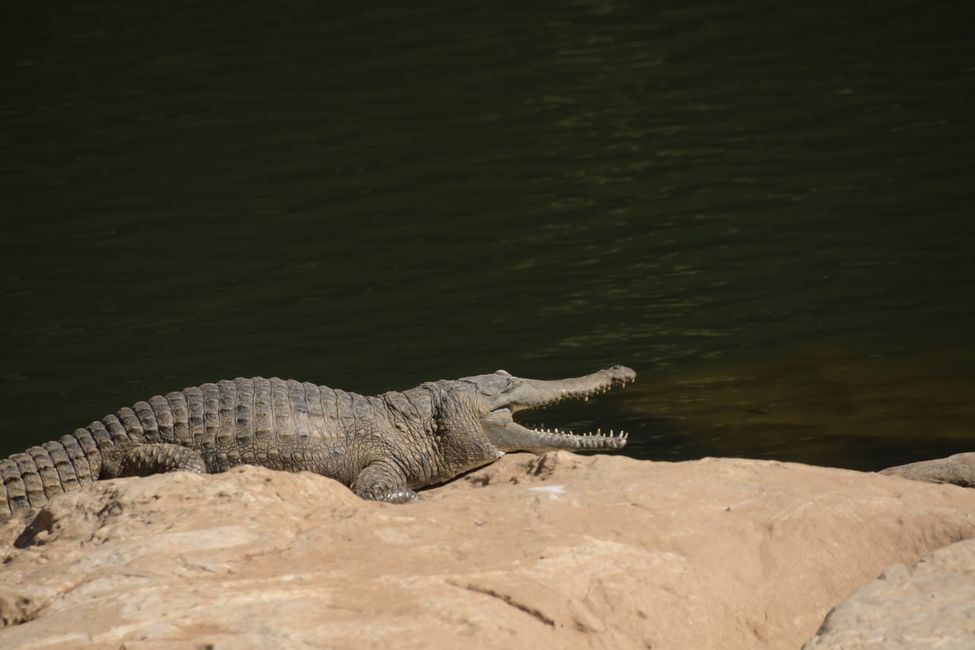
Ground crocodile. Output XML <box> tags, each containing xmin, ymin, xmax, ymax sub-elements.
<box><xmin>1</xmin><ymin>365</ymin><xmax>635</xmax><ymax>516</ymax></box>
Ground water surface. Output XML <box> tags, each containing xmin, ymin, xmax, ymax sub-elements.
<box><xmin>2</xmin><ymin>0</ymin><xmax>973</xmax><ymax>469</ymax></box>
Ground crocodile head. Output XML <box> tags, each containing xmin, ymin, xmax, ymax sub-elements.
<box><xmin>457</xmin><ymin>364</ymin><xmax>635</xmax><ymax>455</ymax></box>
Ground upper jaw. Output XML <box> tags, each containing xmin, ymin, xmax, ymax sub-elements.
<box><xmin>490</xmin><ymin>365</ymin><xmax>636</xmax><ymax>413</ymax></box>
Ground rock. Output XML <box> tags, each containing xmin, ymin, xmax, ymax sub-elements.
<box><xmin>880</xmin><ymin>452</ymin><xmax>975</xmax><ymax>488</ymax></box>
<box><xmin>0</xmin><ymin>453</ymin><xmax>974</xmax><ymax>650</ymax></box>
<box><xmin>803</xmin><ymin>537</ymin><xmax>975</xmax><ymax>650</ymax></box>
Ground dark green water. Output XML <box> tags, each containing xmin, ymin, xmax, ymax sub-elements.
<box><xmin>3</xmin><ymin>0</ymin><xmax>973</xmax><ymax>470</ymax></box>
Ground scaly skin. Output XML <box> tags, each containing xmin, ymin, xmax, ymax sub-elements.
<box><xmin>0</xmin><ymin>366</ymin><xmax>635</xmax><ymax>516</ymax></box>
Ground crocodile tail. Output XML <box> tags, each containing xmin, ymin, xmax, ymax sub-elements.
<box><xmin>0</xmin><ymin>410</ymin><xmax>147</xmax><ymax>518</ymax></box>
<box><xmin>0</xmin><ymin>429</ymin><xmax>101</xmax><ymax>517</ymax></box>
<box><xmin>0</xmin><ymin>383</ymin><xmax>210</xmax><ymax>518</ymax></box>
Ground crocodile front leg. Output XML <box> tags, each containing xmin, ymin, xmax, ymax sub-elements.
<box><xmin>351</xmin><ymin>461</ymin><xmax>418</xmax><ymax>503</ymax></box>
<box><xmin>99</xmin><ymin>443</ymin><xmax>207</xmax><ymax>479</ymax></box>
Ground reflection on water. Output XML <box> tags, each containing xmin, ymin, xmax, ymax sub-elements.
<box><xmin>616</xmin><ymin>346</ymin><xmax>975</xmax><ymax>471</ymax></box>
<box><xmin>1</xmin><ymin>0</ymin><xmax>973</xmax><ymax>466</ymax></box>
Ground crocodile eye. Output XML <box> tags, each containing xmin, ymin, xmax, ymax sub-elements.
<box><xmin>495</xmin><ymin>369</ymin><xmax>511</xmax><ymax>376</ymax></box>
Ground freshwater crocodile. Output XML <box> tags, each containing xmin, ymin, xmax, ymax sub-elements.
<box><xmin>1</xmin><ymin>365</ymin><xmax>635</xmax><ymax>516</ymax></box>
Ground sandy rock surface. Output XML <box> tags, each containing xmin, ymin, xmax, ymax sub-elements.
<box><xmin>880</xmin><ymin>452</ymin><xmax>975</xmax><ymax>488</ymax></box>
<box><xmin>803</xmin><ymin>537</ymin><xmax>975</xmax><ymax>650</ymax></box>
<box><xmin>1</xmin><ymin>452</ymin><xmax>974</xmax><ymax>650</ymax></box>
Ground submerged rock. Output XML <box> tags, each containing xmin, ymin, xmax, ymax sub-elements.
<box><xmin>1</xmin><ymin>453</ymin><xmax>973</xmax><ymax>649</ymax></box>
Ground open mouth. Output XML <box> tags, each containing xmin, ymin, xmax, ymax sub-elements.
<box><xmin>481</xmin><ymin>365</ymin><xmax>635</xmax><ymax>453</ymax></box>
